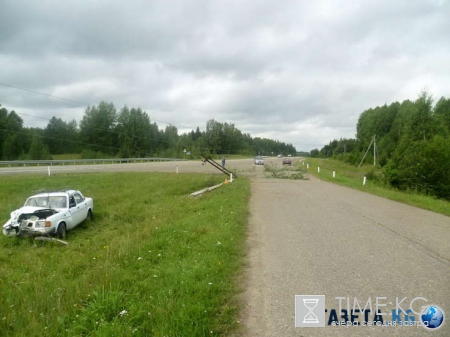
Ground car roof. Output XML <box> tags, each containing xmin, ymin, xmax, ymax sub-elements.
<box><xmin>28</xmin><ymin>190</ymin><xmax>79</xmax><ymax>198</ymax></box>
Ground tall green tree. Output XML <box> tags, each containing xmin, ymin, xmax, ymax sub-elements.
<box><xmin>1</xmin><ymin>110</ymin><xmax>25</xmax><ymax>160</ymax></box>
<box><xmin>204</xmin><ymin>119</ymin><xmax>223</xmax><ymax>154</ymax></box>
<box><xmin>117</xmin><ymin>106</ymin><xmax>154</xmax><ymax>157</ymax></box>
<box><xmin>28</xmin><ymin>135</ymin><xmax>50</xmax><ymax>160</ymax></box>
<box><xmin>44</xmin><ymin>117</ymin><xmax>79</xmax><ymax>154</ymax></box>
<box><xmin>0</xmin><ymin>105</ymin><xmax>8</xmax><ymax>159</ymax></box>
<box><xmin>434</xmin><ymin>97</ymin><xmax>450</xmax><ymax>134</ymax></box>
<box><xmin>80</xmin><ymin>102</ymin><xmax>118</xmax><ymax>155</ymax></box>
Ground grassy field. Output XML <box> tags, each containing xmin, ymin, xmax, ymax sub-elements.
<box><xmin>303</xmin><ymin>158</ymin><xmax>450</xmax><ymax>216</ymax></box>
<box><xmin>0</xmin><ymin>172</ymin><xmax>250</xmax><ymax>336</ymax></box>
<box><xmin>52</xmin><ymin>154</ymin><xmax>83</xmax><ymax>160</ymax></box>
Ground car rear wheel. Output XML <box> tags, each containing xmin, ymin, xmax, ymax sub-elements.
<box><xmin>57</xmin><ymin>223</ymin><xmax>67</xmax><ymax>239</ymax></box>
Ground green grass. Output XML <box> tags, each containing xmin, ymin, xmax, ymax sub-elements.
<box><xmin>303</xmin><ymin>158</ymin><xmax>450</xmax><ymax>216</ymax></box>
<box><xmin>52</xmin><ymin>154</ymin><xmax>83</xmax><ymax>160</ymax></box>
<box><xmin>0</xmin><ymin>172</ymin><xmax>250</xmax><ymax>336</ymax></box>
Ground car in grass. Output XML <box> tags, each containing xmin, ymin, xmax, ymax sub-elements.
<box><xmin>2</xmin><ymin>190</ymin><xmax>94</xmax><ymax>239</ymax></box>
<box><xmin>282</xmin><ymin>157</ymin><xmax>292</xmax><ymax>165</ymax></box>
<box><xmin>254</xmin><ymin>156</ymin><xmax>265</xmax><ymax>165</ymax></box>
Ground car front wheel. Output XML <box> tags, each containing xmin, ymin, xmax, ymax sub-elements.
<box><xmin>57</xmin><ymin>223</ymin><xmax>67</xmax><ymax>239</ymax></box>
<box><xmin>86</xmin><ymin>210</ymin><xmax>93</xmax><ymax>222</ymax></box>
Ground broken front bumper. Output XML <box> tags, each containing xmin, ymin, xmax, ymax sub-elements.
<box><xmin>3</xmin><ymin>224</ymin><xmax>56</xmax><ymax>237</ymax></box>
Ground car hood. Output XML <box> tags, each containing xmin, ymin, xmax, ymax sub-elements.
<box><xmin>6</xmin><ymin>206</ymin><xmax>55</xmax><ymax>226</ymax></box>
<box><xmin>12</xmin><ymin>206</ymin><xmax>49</xmax><ymax>215</ymax></box>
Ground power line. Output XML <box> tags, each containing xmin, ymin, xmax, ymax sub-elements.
<box><xmin>0</xmin><ymin>82</ymin><xmax>90</xmax><ymax>106</ymax></box>
<box><xmin>1</xmin><ymin>82</ymin><xmax>177</xmax><ymax>128</ymax></box>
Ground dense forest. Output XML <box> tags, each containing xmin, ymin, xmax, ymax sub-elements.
<box><xmin>311</xmin><ymin>92</ymin><xmax>450</xmax><ymax>200</ymax></box>
<box><xmin>0</xmin><ymin>102</ymin><xmax>296</xmax><ymax>161</ymax></box>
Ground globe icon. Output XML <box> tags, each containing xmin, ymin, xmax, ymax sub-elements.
<box><xmin>421</xmin><ymin>306</ymin><xmax>444</xmax><ymax>329</ymax></box>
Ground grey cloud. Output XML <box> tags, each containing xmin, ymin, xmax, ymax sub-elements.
<box><xmin>1</xmin><ymin>0</ymin><xmax>449</xmax><ymax>151</ymax></box>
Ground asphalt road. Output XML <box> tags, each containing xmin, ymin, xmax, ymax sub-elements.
<box><xmin>0</xmin><ymin>158</ymin><xmax>254</xmax><ymax>176</ymax></box>
<box><xmin>0</xmin><ymin>160</ymin><xmax>210</xmax><ymax>175</ymax></box>
<box><xmin>242</xmin><ymin>173</ymin><xmax>450</xmax><ymax>337</ymax></box>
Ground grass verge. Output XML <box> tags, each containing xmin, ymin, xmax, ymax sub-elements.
<box><xmin>0</xmin><ymin>172</ymin><xmax>250</xmax><ymax>336</ymax></box>
<box><xmin>303</xmin><ymin>158</ymin><xmax>450</xmax><ymax>216</ymax></box>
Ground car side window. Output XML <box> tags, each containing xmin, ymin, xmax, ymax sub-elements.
<box><xmin>74</xmin><ymin>193</ymin><xmax>85</xmax><ymax>204</ymax></box>
<box><xmin>69</xmin><ymin>196</ymin><xmax>76</xmax><ymax>208</ymax></box>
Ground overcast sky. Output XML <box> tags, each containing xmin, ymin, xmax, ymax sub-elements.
<box><xmin>1</xmin><ymin>0</ymin><xmax>449</xmax><ymax>151</ymax></box>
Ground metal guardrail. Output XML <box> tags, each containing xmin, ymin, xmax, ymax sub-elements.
<box><xmin>0</xmin><ymin>157</ymin><xmax>186</xmax><ymax>166</ymax></box>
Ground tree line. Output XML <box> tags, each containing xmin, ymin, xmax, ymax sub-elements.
<box><xmin>311</xmin><ymin>92</ymin><xmax>450</xmax><ymax>200</ymax></box>
<box><xmin>0</xmin><ymin>102</ymin><xmax>296</xmax><ymax>161</ymax></box>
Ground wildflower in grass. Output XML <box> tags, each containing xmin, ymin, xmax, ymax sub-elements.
<box><xmin>217</xmin><ymin>241</ymin><xmax>221</xmax><ymax>245</ymax></box>
<box><xmin>119</xmin><ymin>310</ymin><xmax>129</xmax><ymax>317</ymax></box>
<box><xmin>138</xmin><ymin>257</ymin><xmax>142</xmax><ymax>260</ymax></box>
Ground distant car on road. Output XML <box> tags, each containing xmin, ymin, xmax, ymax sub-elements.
<box><xmin>282</xmin><ymin>158</ymin><xmax>292</xmax><ymax>165</ymax></box>
<box><xmin>254</xmin><ymin>157</ymin><xmax>265</xmax><ymax>165</ymax></box>
<box><xmin>3</xmin><ymin>190</ymin><xmax>94</xmax><ymax>239</ymax></box>
<box><xmin>277</xmin><ymin>154</ymin><xmax>282</xmax><ymax>158</ymax></box>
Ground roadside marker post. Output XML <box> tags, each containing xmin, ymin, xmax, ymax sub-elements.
<box><xmin>363</xmin><ymin>176</ymin><xmax>367</xmax><ymax>185</ymax></box>
<box><xmin>333</xmin><ymin>170</ymin><xmax>335</xmax><ymax>178</ymax></box>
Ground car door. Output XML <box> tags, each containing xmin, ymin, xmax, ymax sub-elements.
<box><xmin>73</xmin><ymin>192</ymin><xmax>89</xmax><ymax>225</ymax></box>
<box><xmin>68</xmin><ymin>194</ymin><xmax>84</xmax><ymax>229</ymax></box>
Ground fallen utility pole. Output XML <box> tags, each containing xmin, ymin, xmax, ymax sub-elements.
<box><xmin>190</xmin><ymin>182</ymin><xmax>224</xmax><ymax>197</ymax></box>
<box><xmin>200</xmin><ymin>153</ymin><xmax>238</xmax><ymax>179</ymax></box>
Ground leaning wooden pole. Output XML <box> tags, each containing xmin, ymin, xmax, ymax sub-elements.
<box><xmin>200</xmin><ymin>153</ymin><xmax>238</xmax><ymax>179</ymax></box>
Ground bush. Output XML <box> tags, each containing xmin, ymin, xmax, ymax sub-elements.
<box><xmin>81</xmin><ymin>149</ymin><xmax>111</xmax><ymax>159</ymax></box>
<box><xmin>385</xmin><ymin>136</ymin><xmax>450</xmax><ymax>200</ymax></box>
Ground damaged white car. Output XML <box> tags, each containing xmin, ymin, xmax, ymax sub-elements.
<box><xmin>3</xmin><ymin>190</ymin><xmax>94</xmax><ymax>239</ymax></box>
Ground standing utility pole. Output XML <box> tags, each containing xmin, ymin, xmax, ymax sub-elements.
<box><xmin>358</xmin><ymin>135</ymin><xmax>377</xmax><ymax>168</ymax></box>
<box><xmin>373</xmin><ymin>135</ymin><xmax>376</xmax><ymax>166</ymax></box>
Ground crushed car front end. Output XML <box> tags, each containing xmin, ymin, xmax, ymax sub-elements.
<box><xmin>3</xmin><ymin>207</ymin><xmax>59</xmax><ymax>237</ymax></box>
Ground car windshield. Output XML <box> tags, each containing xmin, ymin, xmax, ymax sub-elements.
<box><xmin>25</xmin><ymin>196</ymin><xmax>67</xmax><ymax>208</ymax></box>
